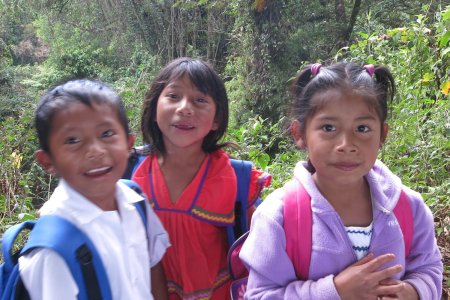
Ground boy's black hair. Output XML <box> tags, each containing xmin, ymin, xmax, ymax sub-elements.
<box><xmin>141</xmin><ymin>57</ymin><xmax>229</xmax><ymax>154</ymax></box>
<box><xmin>35</xmin><ymin>79</ymin><xmax>130</xmax><ymax>153</ymax></box>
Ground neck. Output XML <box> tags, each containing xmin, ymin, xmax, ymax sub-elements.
<box><xmin>313</xmin><ymin>176</ymin><xmax>373</xmax><ymax>226</ymax></box>
<box><xmin>86</xmin><ymin>194</ymin><xmax>118</xmax><ymax>211</ymax></box>
<box><xmin>313</xmin><ymin>176</ymin><xmax>370</xmax><ymax>206</ymax></box>
<box><xmin>159</xmin><ymin>147</ymin><xmax>207</xmax><ymax>168</ymax></box>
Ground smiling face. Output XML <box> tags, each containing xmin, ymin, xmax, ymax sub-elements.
<box><xmin>155</xmin><ymin>75</ymin><xmax>218</xmax><ymax>154</ymax></box>
<box><xmin>35</xmin><ymin>101</ymin><xmax>133</xmax><ymax>208</ymax></box>
<box><xmin>293</xmin><ymin>89</ymin><xmax>388</xmax><ymax>189</ymax></box>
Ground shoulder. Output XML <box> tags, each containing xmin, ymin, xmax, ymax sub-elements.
<box><xmin>213</xmin><ymin>150</ymin><xmax>272</xmax><ymax>200</ymax></box>
<box><xmin>401</xmin><ymin>185</ymin><xmax>434</xmax><ymax>222</ymax></box>
<box><xmin>252</xmin><ymin>188</ymin><xmax>285</xmax><ymax>226</ymax></box>
<box><xmin>209</xmin><ymin>149</ymin><xmax>232</xmax><ymax>167</ymax></box>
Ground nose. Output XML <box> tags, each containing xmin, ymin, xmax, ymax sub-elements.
<box><xmin>176</xmin><ymin>98</ymin><xmax>193</xmax><ymax>116</ymax></box>
<box><xmin>336</xmin><ymin>132</ymin><xmax>357</xmax><ymax>153</ymax></box>
<box><xmin>86</xmin><ymin>139</ymin><xmax>105</xmax><ymax>159</ymax></box>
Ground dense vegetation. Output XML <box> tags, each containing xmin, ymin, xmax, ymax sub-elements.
<box><xmin>1</xmin><ymin>0</ymin><xmax>449</xmax><ymax>296</ymax></box>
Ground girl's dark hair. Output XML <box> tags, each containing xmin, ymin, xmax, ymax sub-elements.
<box><xmin>35</xmin><ymin>79</ymin><xmax>129</xmax><ymax>153</ymax></box>
<box><xmin>141</xmin><ymin>57</ymin><xmax>229</xmax><ymax>154</ymax></box>
<box><xmin>289</xmin><ymin>61</ymin><xmax>395</xmax><ymax>136</ymax></box>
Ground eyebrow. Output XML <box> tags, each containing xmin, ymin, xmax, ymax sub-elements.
<box><xmin>314</xmin><ymin>115</ymin><xmax>378</xmax><ymax>122</ymax></box>
<box><xmin>165</xmin><ymin>83</ymin><xmax>182</xmax><ymax>89</ymax></box>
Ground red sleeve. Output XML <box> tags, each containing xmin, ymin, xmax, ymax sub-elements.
<box><xmin>248</xmin><ymin>167</ymin><xmax>272</xmax><ymax>207</ymax></box>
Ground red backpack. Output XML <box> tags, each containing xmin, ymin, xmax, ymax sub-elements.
<box><xmin>227</xmin><ymin>178</ymin><xmax>414</xmax><ymax>300</ymax></box>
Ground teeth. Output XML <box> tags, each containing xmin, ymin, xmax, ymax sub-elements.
<box><xmin>175</xmin><ymin>124</ymin><xmax>194</xmax><ymax>129</ymax></box>
<box><xmin>86</xmin><ymin>167</ymin><xmax>110</xmax><ymax>174</ymax></box>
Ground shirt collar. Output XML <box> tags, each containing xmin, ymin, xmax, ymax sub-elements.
<box><xmin>40</xmin><ymin>179</ymin><xmax>145</xmax><ymax>225</ymax></box>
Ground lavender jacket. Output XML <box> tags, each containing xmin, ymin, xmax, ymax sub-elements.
<box><xmin>240</xmin><ymin>160</ymin><xmax>443</xmax><ymax>299</ymax></box>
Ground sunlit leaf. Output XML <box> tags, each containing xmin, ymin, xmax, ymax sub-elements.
<box><xmin>441</xmin><ymin>81</ymin><xmax>450</xmax><ymax>95</ymax></box>
<box><xmin>421</xmin><ymin>72</ymin><xmax>434</xmax><ymax>82</ymax></box>
<box><xmin>439</xmin><ymin>31</ymin><xmax>450</xmax><ymax>48</ymax></box>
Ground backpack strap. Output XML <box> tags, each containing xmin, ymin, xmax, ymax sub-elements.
<box><xmin>393</xmin><ymin>190</ymin><xmax>414</xmax><ymax>257</ymax></box>
<box><xmin>20</xmin><ymin>215</ymin><xmax>113</xmax><ymax>300</ymax></box>
<box><xmin>123</xmin><ymin>147</ymin><xmax>148</xmax><ymax>180</ymax></box>
<box><xmin>283</xmin><ymin>178</ymin><xmax>312</xmax><ymax>280</ymax></box>
<box><xmin>1</xmin><ymin>220</ymin><xmax>35</xmax><ymax>296</ymax></box>
<box><xmin>227</xmin><ymin>159</ymin><xmax>252</xmax><ymax>247</ymax></box>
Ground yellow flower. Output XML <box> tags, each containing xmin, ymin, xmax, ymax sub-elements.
<box><xmin>11</xmin><ymin>151</ymin><xmax>22</xmax><ymax>169</ymax></box>
<box><xmin>442</xmin><ymin>81</ymin><xmax>450</xmax><ymax>96</ymax></box>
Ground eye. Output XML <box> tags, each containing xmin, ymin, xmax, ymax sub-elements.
<box><xmin>321</xmin><ymin>124</ymin><xmax>336</xmax><ymax>132</ymax></box>
<box><xmin>167</xmin><ymin>93</ymin><xmax>178</xmax><ymax>99</ymax></box>
<box><xmin>64</xmin><ymin>136</ymin><xmax>80</xmax><ymax>144</ymax></box>
<box><xmin>102</xmin><ymin>129</ymin><xmax>115</xmax><ymax>138</ymax></box>
<box><xmin>357</xmin><ymin>125</ymin><xmax>370</xmax><ymax>133</ymax></box>
<box><xmin>196</xmin><ymin>97</ymin><xmax>207</xmax><ymax>103</ymax></box>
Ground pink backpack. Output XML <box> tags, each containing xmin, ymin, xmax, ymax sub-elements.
<box><xmin>227</xmin><ymin>178</ymin><xmax>414</xmax><ymax>300</ymax></box>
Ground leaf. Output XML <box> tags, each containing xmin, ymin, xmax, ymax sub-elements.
<box><xmin>421</xmin><ymin>72</ymin><xmax>434</xmax><ymax>82</ymax></box>
<box><xmin>439</xmin><ymin>31</ymin><xmax>450</xmax><ymax>48</ymax></box>
<box><xmin>19</xmin><ymin>213</ymin><xmax>37</xmax><ymax>221</ymax></box>
<box><xmin>441</xmin><ymin>81</ymin><xmax>450</xmax><ymax>95</ymax></box>
<box><xmin>441</xmin><ymin>8</ymin><xmax>450</xmax><ymax>21</ymax></box>
<box><xmin>256</xmin><ymin>153</ymin><xmax>270</xmax><ymax>169</ymax></box>
<box><xmin>442</xmin><ymin>47</ymin><xmax>450</xmax><ymax>57</ymax></box>
<box><xmin>357</xmin><ymin>32</ymin><xmax>369</xmax><ymax>39</ymax></box>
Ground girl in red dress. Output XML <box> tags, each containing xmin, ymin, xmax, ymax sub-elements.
<box><xmin>132</xmin><ymin>57</ymin><xmax>271</xmax><ymax>300</ymax></box>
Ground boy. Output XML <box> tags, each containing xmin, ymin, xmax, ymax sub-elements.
<box><xmin>19</xmin><ymin>79</ymin><xmax>170</xmax><ymax>299</ymax></box>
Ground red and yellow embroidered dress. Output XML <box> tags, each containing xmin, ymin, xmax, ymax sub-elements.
<box><xmin>132</xmin><ymin>150</ymin><xmax>271</xmax><ymax>300</ymax></box>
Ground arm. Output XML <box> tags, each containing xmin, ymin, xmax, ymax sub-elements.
<box><xmin>401</xmin><ymin>189</ymin><xmax>443</xmax><ymax>299</ymax></box>
<box><xmin>151</xmin><ymin>262</ymin><xmax>168</xmax><ymax>300</ymax></box>
<box><xmin>19</xmin><ymin>249</ymin><xmax>78</xmax><ymax>300</ymax></box>
<box><xmin>145</xmin><ymin>202</ymin><xmax>171</xmax><ymax>299</ymax></box>
<box><xmin>246</xmin><ymin>167</ymin><xmax>271</xmax><ymax>226</ymax></box>
<box><xmin>247</xmin><ymin>204</ymin><xmax>257</xmax><ymax>225</ymax></box>
<box><xmin>240</xmin><ymin>190</ymin><xmax>340</xmax><ymax>299</ymax></box>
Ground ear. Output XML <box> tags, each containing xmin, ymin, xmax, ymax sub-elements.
<box><xmin>35</xmin><ymin>150</ymin><xmax>57</xmax><ymax>175</ymax></box>
<box><xmin>381</xmin><ymin>123</ymin><xmax>389</xmax><ymax>145</ymax></box>
<box><xmin>127</xmin><ymin>134</ymin><xmax>135</xmax><ymax>150</ymax></box>
<box><xmin>291</xmin><ymin>120</ymin><xmax>306</xmax><ymax>149</ymax></box>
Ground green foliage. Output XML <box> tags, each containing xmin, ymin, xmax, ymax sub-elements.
<box><xmin>0</xmin><ymin>1</ymin><xmax>449</xmax><ymax>296</ymax></box>
<box><xmin>225</xmin><ymin>116</ymin><xmax>304</xmax><ymax>195</ymax></box>
<box><xmin>338</xmin><ymin>6</ymin><xmax>450</xmax><ymax>293</ymax></box>
<box><xmin>0</xmin><ymin>113</ymin><xmax>39</xmax><ymax>233</ymax></box>
<box><xmin>113</xmin><ymin>48</ymin><xmax>163</xmax><ymax>141</ymax></box>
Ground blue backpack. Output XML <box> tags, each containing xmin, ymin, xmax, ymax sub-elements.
<box><xmin>123</xmin><ymin>146</ymin><xmax>255</xmax><ymax>247</ymax></box>
<box><xmin>0</xmin><ymin>184</ymin><xmax>146</xmax><ymax>300</ymax></box>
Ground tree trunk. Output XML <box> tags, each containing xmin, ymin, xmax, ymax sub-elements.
<box><xmin>344</xmin><ymin>0</ymin><xmax>362</xmax><ymax>43</ymax></box>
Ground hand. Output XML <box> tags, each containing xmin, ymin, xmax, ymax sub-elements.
<box><xmin>377</xmin><ymin>279</ymin><xmax>419</xmax><ymax>300</ymax></box>
<box><xmin>334</xmin><ymin>253</ymin><xmax>403</xmax><ymax>300</ymax></box>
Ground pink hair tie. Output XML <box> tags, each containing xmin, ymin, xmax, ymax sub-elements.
<box><xmin>364</xmin><ymin>64</ymin><xmax>375</xmax><ymax>77</ymax></box>
<box><xmin>311</xmin><ymin>63</ymin><xmax>322</xmax><ymax>76</ymax></box>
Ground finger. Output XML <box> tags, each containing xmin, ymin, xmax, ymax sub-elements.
<box><xmin>377</xmin><ymin>282</ymin><xmax>403</xmax><ymax>296</ymax></box>
<box><xmin>352</xmin><ymin>252</ymin><xmax>375</xmax><ymax>266</ymax></box>
<box><xmin>379</xmin><ymin>278</ymin><xmax>400</xmax><ymax>286</ymax></box>
<box><xmin>374</xmin><ymin>264</ymin><xmax>403</xmax><ymax>282</ymax></box>
<box><xmin>365</xmin><ymin>253</ymin><xmax>396</xmax><ymax>272</ymax></box>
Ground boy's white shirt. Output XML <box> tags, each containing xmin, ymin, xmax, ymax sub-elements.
<box><xmin>18</xmin><ymin>179</ymin><xmax>170</xmax><ymax>300</ymax></box>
